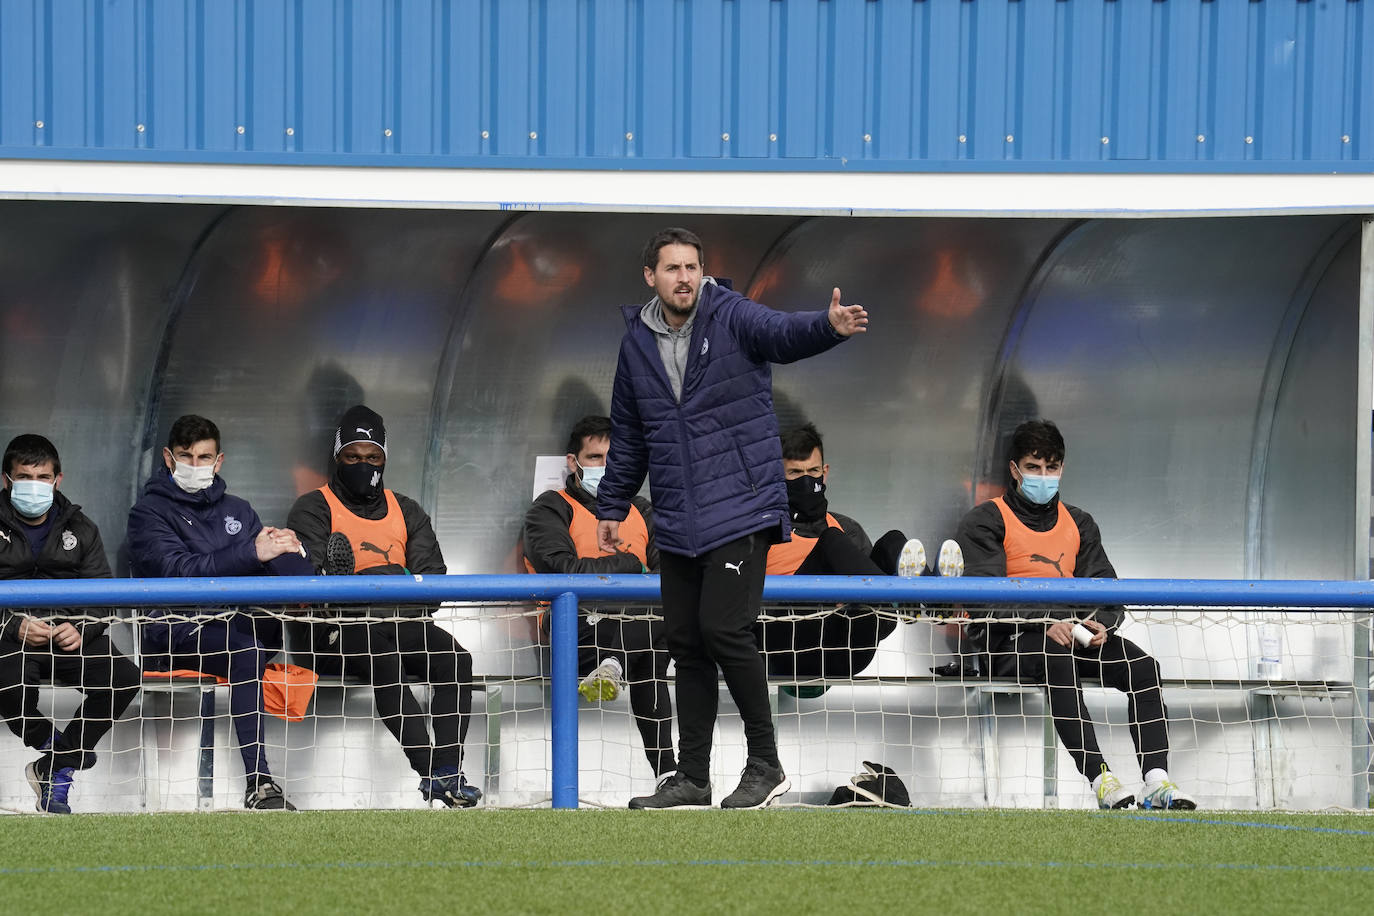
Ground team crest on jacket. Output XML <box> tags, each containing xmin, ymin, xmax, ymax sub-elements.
<box><xmin>224</xmin><ymin>516</ymin><xmax>242</xmax><ymax>535</ymax></box>
<box><xmin>61</xmin><ymin>530</ymin><xmax>77</xmax><ymax>551</ymax></box>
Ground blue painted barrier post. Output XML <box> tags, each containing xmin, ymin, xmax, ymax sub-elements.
<box><xmin>551</xmin><ymin>591</ymin><xmax>579</xmax><ymax>808</ymax></box>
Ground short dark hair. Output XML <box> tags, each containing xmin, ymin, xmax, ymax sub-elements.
<box><xmin>642</xmin><ymin>227</ymin><xmax>704</xmax><ymax>272</ymax></box>
<box><xmin>566</xmin><ymin>415</ymin><xmax>612</xmax><ymax>457</ymax></box>
<box><xmin>167</xmin><ymin>415</ymin><xmax>221</xmax><ymax>453</ymax></box>
<box><xmin>1009</xmin><ymin>419</ymin><xmax>1065</xmax><ymax>465</ymax></box>
<box><xmin>780</xmin><ymin>422</ymin><xmax>824</xmax><ymax>463</ymax></box>
<box><xmin>4</xmin><ymin>434</ymin><xmax>60</xmax><ymax>476</ymax></box>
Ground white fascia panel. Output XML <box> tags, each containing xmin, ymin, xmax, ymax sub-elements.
<box><xmin>0</xmin><ymin>159</ymin><xmax>1372</xmax><ymax>217</ymax></box>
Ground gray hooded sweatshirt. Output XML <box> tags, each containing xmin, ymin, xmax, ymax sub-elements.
<box><xmin>638</xmin><ymin>277</ymin><xmax>718</xmax><ymax>403</ymax></box>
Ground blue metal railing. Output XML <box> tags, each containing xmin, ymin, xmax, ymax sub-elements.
<box><xmin>3</xmin><ymin>574</ymin><xmax>1374</xmax><ymax>607</ymax></box>
<box><xmin>1</xmin><ymin>574</ymin><xmax>1369</xmax><ymax>809</ymax></box>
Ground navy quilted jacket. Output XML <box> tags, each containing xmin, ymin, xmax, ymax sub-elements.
<box><xmin>597</xmin><ymin>280</ymin><xmax>844</xmax><ymax>557</ymax></box>
<box><xmin>128</xmin><ymin>471</ymin><xmax>313</xmax><ymax>654</ymax></box>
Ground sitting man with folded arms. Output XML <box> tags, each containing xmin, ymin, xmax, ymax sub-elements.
<box><xmin>522</xmin><ymin>415</ymin><xmax>675</xmax><ymax>780</ymax></box>
<box><xmin>953</xmin><ymin>418</ymin><xmax>1195</xmax><ymax>810</ymax></box>
<box><xmin>287</xmin><ymin>405</ymin><xmax>481</xmax><ymax>809</ymax></box>
<box><xmin>128</xmin><ymin>414</ymin><xmax>313</xmax><ymax>811</ymax></box>
<box><xmin>761</xmin><ymin>422</ymin><xmax>963</xmax><ymax>680</ymax></box>
<box><xmin>0</xmin><ymin>434</ymin><xmax>141</xmax><ymax>813</ymax></box>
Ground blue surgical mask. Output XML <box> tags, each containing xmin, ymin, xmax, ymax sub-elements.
<box><xmin>1018</xmin><ymin>473</ymin><xmax>1060</xmax><ymax>505</ymax></box>
<box><xmin>578</xmin><ymin>463</ymin><xmax>605</xmax><ymax>497</ymax></box>
<box><xmin>9</xmin><ymin>479</ymin><xmax>54</xmax><ymax>518</ymax></box>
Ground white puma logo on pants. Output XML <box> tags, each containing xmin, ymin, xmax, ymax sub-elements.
<box><xmin>724</xmin><ymin>561</ymin><xmax>743</xmax><ymax>575</ymax></box>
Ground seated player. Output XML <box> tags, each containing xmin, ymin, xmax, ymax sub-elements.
<box><xmin>522</xmin><ymin>415</ymin><xmax>675</xmax><ymax>780</ymax></box>
<box><xmin>761</xmin><ymin>423</ymin><xmax>963</xmax><ymax>679</ymax></box>
<box><xmin>0</xmin><ymin>434</ymin><xmax>141</xmax><ymax>813</ymax></box>
<box><xmin>954</xmin><ymin>419</ymin><xmax>1195</xmax><ymax>810</ymax></box>
<box><xmin>288</xmin><ymin>405</ymin><xmax>481</xmax><ymax>808</ymax></box>
<box><xmin>128</xmin><ymin>415</ymin><xmax>313</xmax><ymax>811</ymax></box>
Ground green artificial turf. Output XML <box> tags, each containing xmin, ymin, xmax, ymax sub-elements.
<box><xmin>1</xmin><ymin>808</ymin><xmax>1371</xmax><ymax>915</ymax></box>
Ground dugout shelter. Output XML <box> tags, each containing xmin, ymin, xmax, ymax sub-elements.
<box><xmin>0</xmin><ymin>0</ymin><xmax>1370</xmax><ymax>811</ymax></box>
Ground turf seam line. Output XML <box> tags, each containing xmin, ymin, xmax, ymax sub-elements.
<box><xmin>3</xmin><ymin>859</ymin><xmax>1372</xmax><ymax>876</ymax></box>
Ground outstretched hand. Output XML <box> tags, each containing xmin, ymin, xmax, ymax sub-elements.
<box><xmin>827</xmin><ymin>288</ymin><xmax>868</xmax><ymax>337</ymax></box>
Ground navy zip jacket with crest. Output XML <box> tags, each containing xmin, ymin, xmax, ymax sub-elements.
<box><xmin>127</xmin><ymin>471</ymin><xmax>313</xmax><ymax>655</ymax></box>
<box><xmin>597</xmin><ymin>279</ymin><xmax>845</xmax><ymax>557</ymax></box>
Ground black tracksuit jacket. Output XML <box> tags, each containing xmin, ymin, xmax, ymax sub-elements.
<box><xmin>0</xmin><ymin>489</ymin><xmax>113</xmax><ymax>644</ymax></box>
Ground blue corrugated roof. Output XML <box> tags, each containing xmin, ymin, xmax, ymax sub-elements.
<box><xmin>0</xmin><ymin>0</ymin><xmax>1369</xmax><ymax>172</ymax></box>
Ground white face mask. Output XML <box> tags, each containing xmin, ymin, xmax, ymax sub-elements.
<box><xmin>577</xmin><ymin>462</ymin><xmax>606</xmax><ymax>497</ymax></box>
<box><xmin>171</xmin><ymin>460</ymin><xmax>216</xmax><ymax>494</ymax></box>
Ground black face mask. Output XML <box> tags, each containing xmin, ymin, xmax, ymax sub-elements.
<box><xmin>785</xmin><ymin>475</ymin><xmax>828</xmax><ymax>523</ymax></box>
<box><xmin>337</xmin><ymin>461</ymin><xmax>384</xmax><ymax>502</ymax></box>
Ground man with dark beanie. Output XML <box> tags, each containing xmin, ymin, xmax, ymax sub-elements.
<box><xmin>287</xmin><ymin>405</ymin><xmax>480</xmax><ymax>808</ymax></box>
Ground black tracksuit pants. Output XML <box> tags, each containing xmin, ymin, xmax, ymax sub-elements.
<box><xmin>579</xmin><ymin>614</ymin><xmax>675</xmax><ymax>776</ymax></box>
<box><xmin>1012</xmin><ymin>628</ymin><xmax>1170</xmax><ymax>779</ymax></box>
<box><xmin>658</xmin><ymin>531</ymin><xmax>777</xmax><ymax>785</ymax></box>
<box><xmin>311</xmin><ymin>618</ymin><xmax>473</xmax><ymax>776</ymax></box>
<box><xmin>0</xmin><ymin>634</ymin><xmax>141</xmax><ymax>771</ymax></box>
<box><xmin>760</xmin><ymin>527</ymin><xmax>906</xmax><ymax>678</ymax></box>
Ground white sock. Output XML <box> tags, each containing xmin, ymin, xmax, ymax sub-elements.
<box><xmin>600</xmin><ymin>657</ymin><xmax>623</xmax><ymax>680</ymax></box>
<box><xmin>1144</xmin><ymin>768</ymin><xmax>1168</xmax><ymax>785</ymax></box>
<box><xmin>1091</xmin><ymin>770</ymin><xmax>1111</xmax><ymax>792</ymax></box>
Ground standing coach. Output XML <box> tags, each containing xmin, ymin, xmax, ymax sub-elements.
<box><xmin>596</xmin><ymin>228</ymin><xmax>868</xmax><ymax>809</ymax></box>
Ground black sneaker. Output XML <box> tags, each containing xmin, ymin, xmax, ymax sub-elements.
<box><xmin>628</xmin><ymin>771</ymin><xmax>712</xmax><ymax>810</ymax></box>
<box><xmin>720</xmin><ymin>757</ymin><xmax>790</xmax><ymax>809</ymax></box>
<box><xmin>324</xmin><ymin>531</ymin><xmax>355</xmax><ymax>576</ymax></box>
<box><xmin>244</xmin><ymin>778</ymin><xmax>296</xmax><ymax>811</ymax></box>
<box><xmin>421</xmin><ymin>766</ymin><xmax>482</xmax><ymax>808</ymax></box>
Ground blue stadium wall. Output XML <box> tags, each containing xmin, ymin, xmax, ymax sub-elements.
<box><xmin>0</xmin><ymin>0</ymin><xmax>1370</xmax><ymax>171</ymax></box>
